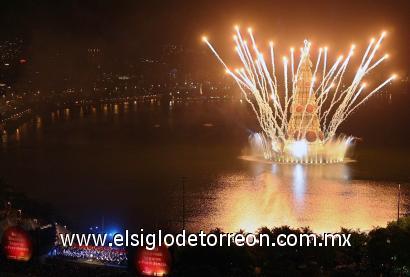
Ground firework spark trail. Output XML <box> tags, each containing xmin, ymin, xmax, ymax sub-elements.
<box><xmin>235</xmin><ymin>30</ymin><xmax>286</xmax><ymax>131</ymax></box>
<box><xmin>283</xmin><ymin>57</ymin><xmax>289</xmax><ymax>111</ymax></box>
<box><xmin>315</xmin><ymin>55</ymin><xmax>343</xmax><ymax>101</ymax></box>
<box><xmin>203</xmin><ymin>27</ymin><xmax>395</xmax><ymax>158</ymax></box>
<box><xmin>367</xmin><ymin>54</ymin><xmax>389</xmax><ymax>73</ymax></box>
<box><xmin>320</xmin><ymin>51</ymin><xmax>353</xmax><ymax>131</ymax></box>
<box><xmin>344</xmin><ymin>83</ymin><xmax>367</xmax><ymax>114</ymax></box>
<box><xmin>323</xmin><ymin>47</ymin><xmax>328</xmax><ymax>85</ymax></box>
<box><xmin>235</xmin><ymin>31</ymin><xmax>257</xmax><ymax>86</ymax></box>
<box><xmin>290</xmin><ymin>48</ymin><xmax>295</xmax><ymax>83</ymax></box>
<box><xmin>328</xmin><ymin>75</ymin><xmax>396</xmax><ymax>139</ymax></box>
<box><xmin>325</xmin><ymin>33</ymin><xmax>389</xmax><ymax>137</ymax></box>
<box><xmin>316</xmin><ymin>46</ymin><xmax>329</xmax><ymax>118</ymax></box>
<box><xmin>348</xmin><ymin>75</ymin><xmax>395</xmax><ymax>115</ymax></box>
<box><xmin>259</xmin><ymin>53</ymin><xmax>282</xmax><ymax>125</ymax></box>
<box><xmin>311</xmin><ymin>47</ymin><xmax>323</xmax><ymax>94</ymax></box>
<box><xmin>269</xmin><ymin>42</ymin><xmax>278</xmax><ymax>91</ymax></box>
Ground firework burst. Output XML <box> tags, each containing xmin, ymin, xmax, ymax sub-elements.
<box><xmin>203</xmin><ymin>27</ymin><xmax>395</xmax><ymax>163</ymax></box>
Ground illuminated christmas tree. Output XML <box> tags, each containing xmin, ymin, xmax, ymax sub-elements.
<box><xmin>287</xmin><ymin>52</ymin><xmax>323</xmax><ymax>143</ymax></box>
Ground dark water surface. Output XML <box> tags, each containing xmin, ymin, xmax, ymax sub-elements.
<box><xmin>1</xmin><ymin>101</ymin><xmax>409</xmax><ymax>233</ymax></box>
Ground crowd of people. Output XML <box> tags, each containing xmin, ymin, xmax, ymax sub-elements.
<box><xmin>0</xmin><ymin>259</ymin><xmax>131</xmax><ymax>277</ymax></box>
<box><xmin>50</xmin><ymin>245</ymin><xmax>128</xmax><ymax>266</ymax></box>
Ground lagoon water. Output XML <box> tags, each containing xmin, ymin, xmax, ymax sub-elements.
<box><xmin>1</xmin><ymin>101</ymin><xmax>409</xmax><ymax>233</ymax></box>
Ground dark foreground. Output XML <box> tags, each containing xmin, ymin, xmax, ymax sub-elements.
<box><xmin>1</xmin><ymin>217</ymin><xmax>409</xmax><ymax>277</ymax></box>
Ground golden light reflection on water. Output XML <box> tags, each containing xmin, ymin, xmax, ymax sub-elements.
<box><xmin>36</xmin><ymin>116</ymin><xmax>42</xmax><ymax>129</ymax></box>
<box><xmin>1</xmin><ymin>103</ymin><xmax>407</xmax><ymax>233</ymax></box>
<box><xmin>200</xmin><ymin>164</ymin><xmax>407</xmax><ymax>233</ymax></box>
<box><xmin>64</xmin><ymin>108</ymin><xmax>70</xmax><ymax>119</ymax></box>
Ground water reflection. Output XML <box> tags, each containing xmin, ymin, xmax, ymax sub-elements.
<box><xmin>0</xmin><ymin>102</ymin><xmax>408</xmax><ymax>233</ymax></box>
<box><xmin>64</xmin><ymin>108</ymin><xmax>70</xmax><ymax>119</ymax></box>
<box><xmin>1</xmin><ymin>130</ymin><xmax>7</xmax><ymax>148</ymax></box>
<box><xmin>292</xmin><ymin>164</ymin><xmax>306</xmax><ymax>205</ymax></box>
<box><xmin>15</xmin><ymin>128</ymin><xmax>20</xmax><ymax>141</ymax></box>
<box><xmin>202</xmin><ymin>163</ymin><xmax>404</xmax><ymax>233</ymax></box>
<box><xmin>36</xmin><ymin>116</ymin><xmax>42</xmax><ymax>129</ymax></box>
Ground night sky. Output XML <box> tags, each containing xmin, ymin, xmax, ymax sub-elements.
<box><xmin>1</xmin><ymin>0</ymin><xmax>408</xmax><ymax>69</ymax></box>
